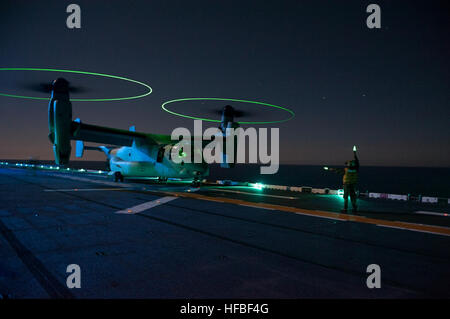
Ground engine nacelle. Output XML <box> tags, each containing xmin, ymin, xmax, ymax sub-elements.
<box><xmin>219</xmin><ymin>105</ymin><xmax>240</xmax><ymax>168</ymax></box>
<box><xmin>48</xmin><ymin>78</ymin><xmax>72</xmax><ymax>165</ymax></box>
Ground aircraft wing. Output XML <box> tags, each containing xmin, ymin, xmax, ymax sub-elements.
<box><xmin>70</xmin><ymin>121</ymin><xmax>173</xmax><ymax>146</ymax></box>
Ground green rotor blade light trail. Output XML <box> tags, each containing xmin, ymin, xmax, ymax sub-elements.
<box><xmin>0</xmin><ymin>68</ymin><xmax>152</xmax><ymax>101</ymax></box>
<box><xmin>161</xmin><ymin>98</ymin><xmax>295</xmax><ymax>125</ymax></box>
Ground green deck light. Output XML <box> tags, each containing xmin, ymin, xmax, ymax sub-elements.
<box><xmin>162</xmin><ymin>98</ymin><xmax>295</xmax><ymax>124</ymax></box>
<box><xmin>0</xmin><ymin>68</ymin><xmax>152</xmax><ymax>102</ymax></box>
<box><xmin>251</xmin><ymin>183</ymin><xmax>264</xmax><ymax>190</ymax></box>
<box><xmin>353</xmin><ymin>145</ymin><xmax>357</xmax><ymax>152</ymax></box>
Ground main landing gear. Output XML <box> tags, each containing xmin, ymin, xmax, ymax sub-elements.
<box><xmin>113</xmin><ymin>172</ymin><xmax>124</xmax><ymax>182</ymax></box>
<box><xmin>191</xmin><ymin>177</ymin><xmax>201</xmax><ymax>187</ymax></box>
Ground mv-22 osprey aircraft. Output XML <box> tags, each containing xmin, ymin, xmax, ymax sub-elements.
<box><xmin>47</xmin><ymin>78</ymin><xmax>239</xmax><ymax>185</ymax></box>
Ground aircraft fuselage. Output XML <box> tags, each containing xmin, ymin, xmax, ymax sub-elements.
<box><xmin>109</xmin><ymin>143</ymin><xmax>208</xmax><ymax>180</ymax></box>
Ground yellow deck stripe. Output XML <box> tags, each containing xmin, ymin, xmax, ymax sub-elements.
<box><xmin>164</xmin><ymin>191</ymin><xmax>450</xmax><ymax>237</ymax></box>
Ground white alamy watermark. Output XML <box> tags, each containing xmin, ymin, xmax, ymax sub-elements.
<box><xmin>66</xmin><ymin>4</ymin><xmax>81</xmax><ymax>29</ymax></box>
<box><xmin>66</xmin><ymin>264</ymin><xmax>81</xmax><ymax>288</ymax></box>
<box><xmin>170</xmin><ymin>120</ymin><xmax>279</xmax><ymax>174</ymax></box>
<box><xmin>366</xmin><ymin>264</ymin><xmax>381</xmax><ymax>289</ymax></box>
<box><xmin>366</xmin><ymin>4</ymin><xmax>381</xmax><ymax>29</ymax></box>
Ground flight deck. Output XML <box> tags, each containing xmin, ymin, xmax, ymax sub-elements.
<box><xmin>0</xmin><ymin>166</ymin><xmax>449</xmax><ymax>298</ymax></box>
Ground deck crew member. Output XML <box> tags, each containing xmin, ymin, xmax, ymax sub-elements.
<box><xmin>325</xmin><ymin>146</ymin><xmax>360</xmax><ymax>213</ymax></box>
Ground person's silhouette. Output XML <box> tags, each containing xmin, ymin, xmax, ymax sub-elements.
<box><xmin>325</xmin><ymin>146</ymin><xmax>360</xmax><ymax>213</ymax></box>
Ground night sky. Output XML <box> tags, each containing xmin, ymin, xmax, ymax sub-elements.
<box><xmin>0</xmin><ymin>0</ymin><xmax>449</xmax><ymax>166</ymax></box>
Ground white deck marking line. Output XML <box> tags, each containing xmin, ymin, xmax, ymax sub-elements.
<box><xmin>376</xmin><ymin>224</ymin><xmax>450</xmax><ymax>237</ymax></box>
<box><xmin>49</xmin><ymin>174</ymin><xmax>135</xmax><ymax>188</ymax></box>
<box><xmin>209</xmin><ymin>188</ymin><xmax>297</xmax><ymax>200</ymax></box>
<box><xmin>289</xmin><ymin>211</ymin><xmax>345</xmax><ymax>221</ymax></box>
<box><xmin>49</xmin><ymin>174</ymin><xmax>197</xmax><ymax>193</ymax></box>
<box><xmin>44</xmin><ymin>188</ymin><xmax>126</xmax><ymax>192</ymax></box>
<box><xmin>239</xmin><ymin>204</ymin><xmax>275</xmax><ymax>210</ymax></box>
<box><xmin>115</xmin><ymin>196</ymin><xmax>178</xmax><ymax>214</ymax></box>
<box><xmin>376</xmin><ymin>224</ymin><xmax>406</xmax><ymax>231</ymax></box>
<box><xmin>415</xmin><ymin>211</ymin><xmax>448</xmax><ymax>217</ymax></box>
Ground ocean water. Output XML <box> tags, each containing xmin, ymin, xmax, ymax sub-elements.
<box><xmin>4</xmin><ymin>160</ymin><xmax>449</xmax><ymax>198</ymax></box>
<box><xmin>208</xmin><ymin>164</ymin><xmax>450</xmax><ymax>198</ymax></box>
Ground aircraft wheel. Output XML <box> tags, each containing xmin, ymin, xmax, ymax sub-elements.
<box><xmin>191</xmin><ymin>179</ymin><xmax>201</xmax><ymax>187</ymax></box>
<box><xmin>114</xmin><ymin>172</ymin><xmax>123</xmax><ymax>182</ymax></box>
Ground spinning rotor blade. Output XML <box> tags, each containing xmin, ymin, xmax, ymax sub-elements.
<box><xmin>20</xmin><ymin>81</ymin><xmax>89</xmax><ymax>94</ymax></box>
<box><xmin>205</xmin><ymin>107</ymin><xmax>253</xmax><ymax>118</ymax></box>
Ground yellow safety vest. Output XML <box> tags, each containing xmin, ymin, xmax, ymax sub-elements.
<box><xmin>343</xmin><ymin>168</ymin><xmax>358</xmax><ymax>185</ymax></box>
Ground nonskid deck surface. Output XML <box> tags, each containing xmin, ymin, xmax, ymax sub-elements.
<box><xmin>0</xmin><ymin>167</ymin><xmax>449</xmax><ymax>298</ymax></box>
